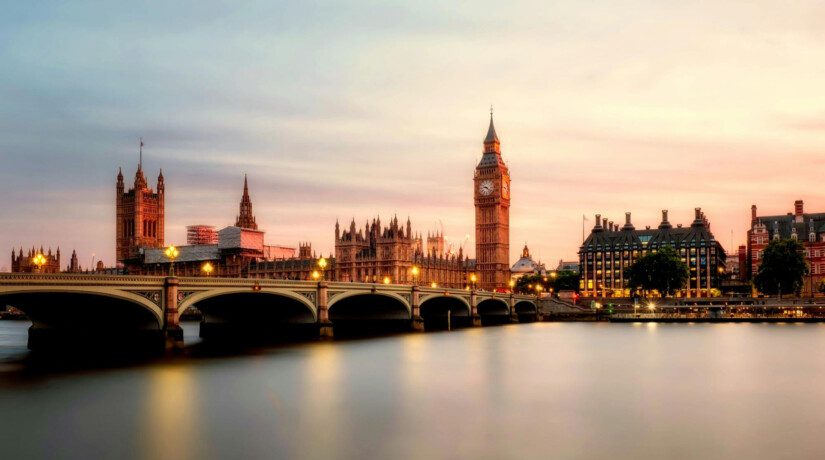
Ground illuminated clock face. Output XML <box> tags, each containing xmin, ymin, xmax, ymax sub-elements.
<box><xmin>501</xmin><ymin>180</ymin><xmax>509</xmax><ymax>198</ymax></box>
<box><xmin>479</xmin><ymin>180</ymin><xmax>494</xmax><ymax>196</ymax></box>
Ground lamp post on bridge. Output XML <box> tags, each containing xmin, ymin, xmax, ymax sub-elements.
<box><xmin>32</xmin><ymin>253</ymin><xmax>47</xmax><ymax>273</ymax></box>
<box><xmin>165</xmin><ymin>245</ymin><xmax>179</xmax><ymax>277</ymax></box>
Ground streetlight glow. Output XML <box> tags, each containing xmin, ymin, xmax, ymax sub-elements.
<box><xmin>201</xmin><ymin>262</ymin><xmax>214</xmax><ymax>276</ymax></box>
<box><xmin>32</xmin><ymin>253</ymin><xmax>47</xmax><ymax>271</ymax></box>
<box><xmin>383</xmin><ymin>276</ymin><xmax>391</xmax><ymax>285</ymax></box>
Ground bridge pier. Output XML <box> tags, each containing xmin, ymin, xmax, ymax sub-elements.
<box><xmin>411</xmin><ymin>286</ymin><xmax>424</xmax><ymax>332</ymax></box>
<box><xmin>470</xmin><ymin>290</ymin><xmax>482</xmax><ymax>327</ymax></box>
<box><xmin>164</xmin><ymin>277</ymin><xmax>184</xmax><ymax>352</ymax></box>
<box><xmin>509</xmin><ymin>295</ymin><xmax>519</xmax><ymax>323</ymax></box>
<box><xmin>317</xmin><ymin>281</ymin><xmax>334</xmax><ymax>340</ymax></box>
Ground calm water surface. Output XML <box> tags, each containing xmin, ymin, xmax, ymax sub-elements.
<box><xmin>1</xmin><ymin>321</ymin><xmax>824</xmax><ymax>460</ymax></box>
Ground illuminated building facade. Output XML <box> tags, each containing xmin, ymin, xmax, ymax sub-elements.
<box><xmin>579</xmin><ymin>209</ymin><xmax>726</xmax><ymax>298</ymax></box>
<box><xmin>747</xmin><ymin>200</ymin><xmax>825</xmax><ymax>296</ymax></box>
<box><xmin>474</xmin><ymin>113</ymin><xmax>511</xmax><ymax>291</ymax></box>
<box><xmin>333</xmin><ymin>216</ymin><xmax>472</xmax><ymax>287</ymax></box>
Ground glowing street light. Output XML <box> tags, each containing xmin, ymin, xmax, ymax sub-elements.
<box><xmin>508</xmin><ymin>279</ymin><xmax>515</xmax><ymax>292</ymax></box>
<box><xmin>551</xmin><ymin>271</ymin><xmax>558</xmax><ymax>279</ymax></box>
<box><xmin>201</xmin><ymin>261</ymin><xmax>214</xmax><ymax>277</ymax></box>
<box><xmin>164</xmin><ymin>245</ymin><xmax>179</xmax><ymax>276</ymax></box>
<box><xmin>32</xmin><ymin>253</ymin><xmax>47</xmax><ymax>272</ymax></box>
<box><xmin>317</xmin><ymin>257</ymin><xmax>328</xmax><ymax>280</ymax></box>
<box><xmin>430</xmin><ymin>281</ymin><xmax>438</xmax><ymax>288</ymax></box>
<box><xmin>469</xmin><ymin>273</ymin><xmax>477</xmax><ymax>290</ymax></box>
<box><xmin>383</xmin><ymin>276</ymin><xmax>391</xmax><ymax>285</ymax></box>
<box><xmin>411</xmin><ymin>265</ymin><xmax>420</xmax><ymax>285</ymax></box>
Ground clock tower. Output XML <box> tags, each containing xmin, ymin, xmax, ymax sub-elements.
<box><xmin>474</xmin><ymin>112</ymin><xmax>510</xmax><ymax>290</ymax></box>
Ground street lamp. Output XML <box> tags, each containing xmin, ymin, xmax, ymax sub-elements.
<box><xmin>164</xmin><ymin>245</ymin><xmax>179</xmax><ymax>276</ymax></box>
<box><xmin>318</xmin><ymin>257</ymin><xmax>328</xmax><ymax>280</ymax></box>
<box><xmin>535</xmin><ymin>284</ymin><xmax>543</xmax><ymax>298</ymax></box>
<box><xmin>32</xmin><ymin>253</ymin><xmax>47</xmax><ymax>272</ymax></box>
<box><xmin>509</xmin><ymin>279</ymin><xmax>516</xmax><ymax>293</ymax></box>
<box><xmin>551</xmin><ymin>271</ymin><xmax>558</xmax><ymax>279</ymax></box>
<box><xmin>201</xmin><ymin>261</ymin><xmax>214</xmax><ymax>277</ymax></box>
<box><xmin>430</xmin><ymin>281</ymin><xmax>438</xmax><ymax>288</ymax></box>
<box><xmin>470</xmin><ymin>273</ymin><xmax>477</xmax><ymax>290</ymax></box>
<box><xmin>312</xmin><ymin>270</ymin><xmax>320</xmax><ymax>281</ymax></box>
<box><xmin>383</xmin><ymin>276</ymin><xmax>391</xmax><ymax>285</ymax></box>
<box><xmin>411</xmin><ymin>265</ymin><xmax>420</xmax><ymax>286</ymax></box>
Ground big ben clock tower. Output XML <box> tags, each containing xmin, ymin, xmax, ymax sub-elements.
<box><xmin>474</xmin><ymin>111</ymin><xmax>510</xmax><ymax>291</ymax></box>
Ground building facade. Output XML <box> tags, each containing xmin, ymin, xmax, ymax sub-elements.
<box><xmin>333</xmin><ymin>216</ymin><xmax>471</xmax><ymax>287</ymax></box>
<box><xmin>579</xmin><ymin>209</ymin><xmax>726</xmax><ymax>298</ymax></box>
<box><xmin>474</xmin><ymin>113</ymin><xmax>511</xmax><ymax>290</ymax></box>
<box><xmin>510</xmin><ymin>245</ymin><xmax>546</xmax><ymax>279</ymax></box>
<box><xmin>11</xmin><ymin>247</ymin><xmax>61</xmax><ymax>273</ymax></box>
<box><xmin>747</xmin><ymin>200</ymin><xmax>825</xmax><ymax>296</ymax></box>
<box><xmin>116</xmin><ymin>155</ymin><xmax>165</xmax><ymax>265</ymax></box>
<box><xmin>186</xmin><ymin>225</ymin><xmax>218</xmax><ymax>245</ymax></box>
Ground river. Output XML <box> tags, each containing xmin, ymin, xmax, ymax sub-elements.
<box><xmin>0</xmin><ymin>321</ymin><xmax>824</xmax><ymax>459</ymax></box>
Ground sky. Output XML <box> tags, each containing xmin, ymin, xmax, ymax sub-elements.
<box><xmin>2</xmin><ymin>0</ymin><xmax>825</xmax><ymax>270</ymax></box>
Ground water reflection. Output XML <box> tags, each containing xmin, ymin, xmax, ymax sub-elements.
<box><xmin>141</xmin><ymin>365</ymin><xmax>200</xmax><ymax>460</ymax></box>
<box><xmin>0</xmin><ymin>322</ymin><xmax>825</xmax><ymax>459</ymax></box>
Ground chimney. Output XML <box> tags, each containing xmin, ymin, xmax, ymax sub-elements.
<box><xmin>593</xmin><ymin>214</ymin><xmax>603</xmax><ymax>232</ymax></box>
<box><xmin>658</xmin><ymin>209</ymin><xmax>672</xmax><ymax>230</ymax></box>
<box><xmin>695</xmin><ymin>208</ymin><xmax>701</xmax><ymax>220</ymax></box>
<box><xmin>602</xmin><ymin>218</ymin><xmax>608</xmax><ymax>229</ymax></box>
<box><xmin>751</xmin><ymin>204</ymin><xmax>757</xmax><ymax>222</ymax></box>
<box><xmin>608</xmin><ymin>221</ymin><xmax>614</xmax><ymax>231</ymax></box>
<box><xmin>795</xmin><ymin>200</ymin><xmax>804</xmax><ymax>223</ymax></box>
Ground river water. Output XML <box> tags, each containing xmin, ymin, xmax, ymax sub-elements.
<box><xmin>1</xmin><ymin>321</ymin><xmax>824</xmax><ymax>459</ymax></box>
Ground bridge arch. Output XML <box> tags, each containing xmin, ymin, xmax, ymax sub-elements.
<box><xmin>328</xmin><ymin>291</ymin><xmax>411</xmax><ymax>336</ymax></box>
<box><xmin>419</xmin><ymin>294</ymin><xmax>472</xmax><ymax>330</ymax></box>
<box><xmin>0</xmin><ymin>287</ymin><xmax>165</xmax><ymax>351</ymax></box>
<box><xmin>0</xmin><ymin>286</ymin><xmax>164</xmax><ymax>327</ymax></box>
<box><xmin>178</xmin><ymin>288</ymin><xmax>318</xmax><ymax>322</ymax></box>
<box><xmin>182</xmin><ymin>288</ymin><xmax>318</xmax><ymax>341</ymax></box>
<box><xmin>514</xmin><ymin>300</ymin><xmax>539</xmax><ymax>322</ymax></box>
<box><xmin>476</xmin><ymin>297</ymin><xmax>511</xmax><ymax>326</ymax></box>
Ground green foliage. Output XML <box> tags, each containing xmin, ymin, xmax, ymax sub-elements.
<box><xmin>514</xmin><ymin>270</ymin><xmax>579</xmax><ymax>294</ymax></box>
<box><xmin>754</xmin><ymin>239</ymin><xmax>808</xmax><ymax>296</ymax></box>
<box><xmin>624</xmin><ymin>246</ymin><xmax>689</xmax><ymax>297</ymax></box>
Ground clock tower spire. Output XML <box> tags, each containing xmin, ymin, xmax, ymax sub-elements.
<box><xmin>474</xmin><ymin>110</ymin><xmax>510</xmax><ymax>291</ymax></box>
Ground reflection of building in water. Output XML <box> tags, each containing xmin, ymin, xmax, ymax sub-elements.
<box><xmin>333</xmin><ymin>216</ymin><xmax>472</xmax><ymax>288</ymax></box>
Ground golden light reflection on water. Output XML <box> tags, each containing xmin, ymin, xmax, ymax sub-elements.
<box><xmin>295</xmin><ymin>343</ymin><xmax>344</xmax><ymax>460</ymax></box>
<box><xmin>141</xmin><ymin>365</ymin><xmax>199</xmax><ymax>460</ymax></box>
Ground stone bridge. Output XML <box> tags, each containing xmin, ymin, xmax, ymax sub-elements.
<box><xmin>0</xmin><ymin>274</ymin><xmax>540</xmax><ymax>351</ymax></box>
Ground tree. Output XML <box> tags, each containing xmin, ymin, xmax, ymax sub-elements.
<box><xmin>625</xmin><ymin>246</ymin><xmax>689</xmax><ymax>297</ymax></box>
<box><xmin>514</xmin><ymin>270</ymin><xmax>579</xmax><ymax>295</ymax></box>
<box><xmin>754</xmin><ymin>239</ymin><xmax>807</xmax><ymax>296</ymax></box>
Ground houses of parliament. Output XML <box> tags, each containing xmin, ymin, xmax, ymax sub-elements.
<box><xmin>15</xmin><ymin>114</ymin><xmax>514</xmax><ymax>290</ymax></box>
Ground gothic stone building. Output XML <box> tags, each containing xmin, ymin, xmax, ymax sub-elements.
<box><xmin>474</xmin><ymin>113</ymin><xmax>511</xmax><ymax>291</ymax></box>
<box><xmin>11</xmin><ymin>247</ymin><xmax>62</xmax><ymax>273</ymax></box>
<box><xmin>747</xmin><ymin>200</ymin><xmax>825</xmax><ymax>296</ymax></box>
<box><xmin>116</xmin><ymin>158</ymin><xmax>165</xmax><ymax>266</ymax></box>
<box><xmin>579</xmin><ymin>208</ymin><xmax>726</xmax><ymax>298</ymax></box>
<box><xmin>333</xmin><ymin>216</ymin><xmax>471</xmax><ymax>288</ymax></box>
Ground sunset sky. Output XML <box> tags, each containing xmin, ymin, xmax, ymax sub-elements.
<box><xmin>2</xmin><ymin>1</ymin><xmax>825</xmax><ymax>269</ymax></box>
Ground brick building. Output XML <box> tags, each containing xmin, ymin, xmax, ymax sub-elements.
<box><xmin>747</xmin><ymin>200</ymin><xmax>825</xmax><ymax>296</ymax></box>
